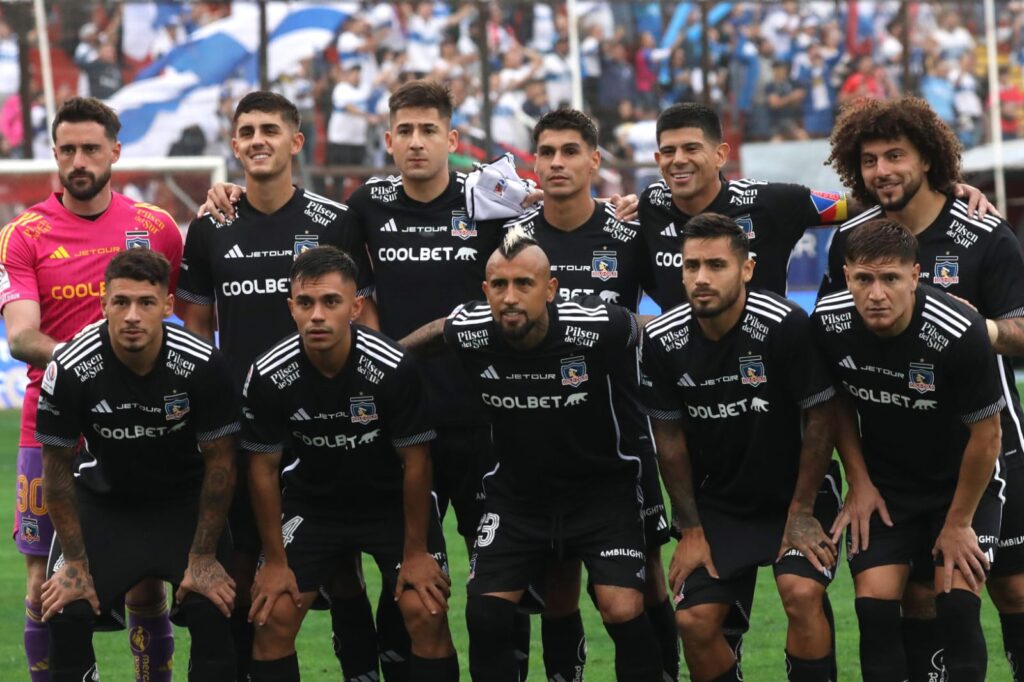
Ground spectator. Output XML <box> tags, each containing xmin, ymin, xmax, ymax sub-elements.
<box><xmin>838</xmin><ymin>54</ymin><xmax>892</xmax><ymax>106</ymax></box>
<box><xmin>521</xmin><ymin>78</ymin><xmax>551</xmax><ymax>120</ymax></box>
<box><xmin>998</xmin><ymin>66</ymin><xmax>1024</xmax><ymax>141</ymax></box>
<box><xmin>327</xmin><ymin>62</ymin><xmax>373</xmax><ymax>167</ymax></box>
<box><xmin>82</xmin><ymin>43</ymin><xmax>124</xmax><ymax>100</ymax></box>
<box><xmin>543</xmin><ymin>36</ymin><xmax>573</xmax><ymax>110</ymax></box>
<box><xmin>634</xmin><ymin>31</ymin><xmax>665</xmax><ymax>112</ymax></box>
<box><xmin>920</xmin><ymin>59</ymin><xmax>957</xmax><ymax>128</ymax></box>
<box><xmin>765</xmin><ymin>58</ymin><xmax>807</xmax><ymax>140</ymax></box>
<box><xmin>951</xmin><ymin>51</ymin><xmax>984</xmax><ymax>148</ymax></box>
<box><xmin>0</xmin><ymin>19</ymin><xmax>18</xmax><ymax>104</ymax></box>
<box><xmin>596</xmin><ymin>41</ymin><xmax>635</xmax><ymax>143</ymax></box>
<box><xmin>735</xmin><ymin>33</ymin><xmax>776</xmax><ymax>141</ymax></box>
<box><xmin>403</xmin><ymin>1</ymin><xmax>474</xmax><ymax>78</ymax></box>
<box><xmin>934</xmin><ymin>10</ymin><xmax>975</xmax><ymax>62</ymax></box>
<box><xmin>794</xmin><ymin>43</ymin><xmax>840</xmax><ymax>138</ymax></box>
<box><xmin>580</xmin><ymin>22</ymin><xmax>604</xmax><ymax>111</ymax></box>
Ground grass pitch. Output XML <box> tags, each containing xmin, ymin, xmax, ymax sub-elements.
<box><xmin>0</xmin><ymin>407</ymin><xmax>1013</xmax><ymax>680</ymax></box>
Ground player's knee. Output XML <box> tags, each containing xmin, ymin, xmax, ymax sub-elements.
<box><xmin>252</xmin><ymin>599</ymin><xmax>302</xmax><ymax>659</ymax></box>
<box><xmin>398</xmin><ymin>593</ymin><xmax>450</xmax><ymax>645</ymax></box>
<box><xmin>988</xmin><ymin>574</ymin><xmax>1024</xmax><ymax>612</ymax></box>
<box><xmin>676</xmin><ymin>603</ymin><xmax>723</xmax><ymax>644</ymax></box>
<box><xmin>25</xmin><ymin>555</ymin><xmax>46</xmax><ymax>601</ymax></box>
<box><xmin>777</xmin><ymin>577</ymin><xmax>825</xmax><ymax>624</ymax></box>
<box><xmin>594</xmin><ymin>586</ymin><xmax>643</xmax><ymax>624</ymax></box>
<box><xmin>466</xmin><ymin>594</ymin><xmax>516</xmax><ymax>641</ymax></box>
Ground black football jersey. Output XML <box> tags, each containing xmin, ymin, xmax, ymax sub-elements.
<box><xmin>504</xmin><ymin>201</ymin><xmax>652</xmax><ymax>310</ymax></box>
<box><xmin>639</xmin><ymin>289</ymin><xmax>835</xmax><ymax>516</ymax></box>
<box><xmin>639</xmin><ymin>177</ymin><xmax>848</xmax><ymax>308</ymax></box>
<box><xmin>177</xmin><ymin>188</ymin><xmax>371</xmax><ymax>385</ymax></box>
<box><xmin>240</xmin><ymin>325</ymin><xmax>435</xmax><ymax>507</ymax></box>
<box><xmin>346</xmin><ymin>172</ymin><xmax>503</xmax><ymax>426</ymax></box>
<box><xmin>35</xmin><ymin>322</ymin><xmax>240</xmax><ymax>502</ymax></box>
<box><xmin>812</xmin><ymin>285</ymin><xmax>1006</xmax><ymax>509</ymax></box>
<box><xmin>503</xmin><ymin>202</ymin><xmax>654</xmax><ymax>460</ymax></box>
<box><xmin>819</xmin><ymin>196</ymin><xmax>1024</xmax><ymax>464</ymax></box>
<box><xmin>442</xmin><ymin>300</ymin><xmax>640</xmax><ymax>510</ymax></box>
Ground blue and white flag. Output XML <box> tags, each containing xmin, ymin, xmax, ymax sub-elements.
<box><xmin>108</xmin><ymin>2</ymin><xmax>355</xmax><ymax>158</ymax></box>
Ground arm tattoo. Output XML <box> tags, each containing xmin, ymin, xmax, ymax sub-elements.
<box><xmin>42</xmin><ymin>446</ymin><xmax>87</xmax><ymax>562</ymax></box>
<box><xmin>790</xmin><ymin>401</ymin><xmax>835</xmax><ymax>512</ymax></box>
<box><xmin>398</xmin><ymin>318</ymin><xmax>447</xmax><ymax>357</ymax></box>
<box><xmin>651</xmin><ymin>420</ymin><xmax>701</xmax><ymax>529</ymax></box>
<box><xmin>994</xmin><ymin>317</ymin><xmax>1024</xmax><ymax>357</ymax></box>
<box><xmin>192</xmin><ymin>436</ymin><xmax>236</xmax><ymax>555</ymax></box>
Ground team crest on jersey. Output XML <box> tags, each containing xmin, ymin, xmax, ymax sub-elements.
<box><xmin>735</xmin><ymin>216</ymin><xmax>755</xmax><ymax>240</ymax></box>
<box><xmin>19</xmin><ymin>517</ymin><xmax>39</xmax><ymax>544</ymax></box>
<box><xmin>560</xmin><ymin>356</ymin><xmax>589</xmax><ymax>387</ymax></box>
<box><xmin>125</xmin><ymin>230</ymin><xmax>151</xmax><ymax>249</ymax></box>
<box><xmin>933</xmin><ymin>257</ymin><xmax>960</xmax><ymax>288</ymax></box>
<box><xmin>294</xmin><ymin>234</ymin><xmax>320</xmax><ymax>258</ymax></box>
<box><xmin>739</xmin><ymin>355</ymin><xmax>767</xmax><ymax>386</ymax></box>
<box><xmin>41</xmin><ymin>361</ymin><xmax>58</xmax><ymax>394</ymax></box>
<box><xmin>451</xmin><ymin>212</ymin><xmax>478</xmax><ymax>240</ymax></box>
<box><xmin>908</xmin><ymin>363</ymin><xmax>936</xmax><ymax>394</ymax></box>
<box><xmin>350</xmin><ymin>396</ymin><xmax>379</xmax><ymax>424</ymax></box>
<box><xmin>164</xmin><ymin>393</ymin><xmax>190</xmax><ymax>420</ymax></box>
<box><xmin>591</xmin><ymin>251</ymin><xmax>619</xmax><ymax>281</ymax></box>
<box><xmin>493</xmin><ymin>177</ymin><xmax>508</xmax><ymax>196</ymax></box>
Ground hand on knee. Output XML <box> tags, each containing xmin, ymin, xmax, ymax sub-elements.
<box><xmin>398</xmin><ymin>592</ymin><xmax>454</xmax><ymax>657</ymax></box>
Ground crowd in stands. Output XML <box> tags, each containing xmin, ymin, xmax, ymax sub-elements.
<box><xmin>4</xmin><ymin>1</ymin><xmax>1024</xmax><ymax>191</ymax></box>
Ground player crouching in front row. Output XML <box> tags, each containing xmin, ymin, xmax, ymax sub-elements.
<box><xmin>813</xmin><ymin>220</ymin><xmax>1004</xmax><ymax>681</ymax></box>
<box><xmin>242</xmin><ymin>246</ymin><xmax>458</xmax><ymax>681</ymax></box>
<box><xmin>37</xmin><ymin>249</ymin><xmax>238</xmax><ymax>681</ymax></box>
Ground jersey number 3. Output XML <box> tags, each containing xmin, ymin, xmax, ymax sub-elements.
<box><xmin>475</xmin><ymin>513</ymin><xmax>500</xmax><ymax>547</ymax></box>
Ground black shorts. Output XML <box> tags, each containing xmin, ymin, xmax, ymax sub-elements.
<box><xmin>994</xmin><ymin>459</ymin><xmax>1024</xmax><ymax>577</ymax></box>
<box><xmin>466</xmin><ymin>486</ymin><xmax>646</xmax><ymax>597</ymax></box>
<box><xmin>638</xmin><ymin>449</ymin><xmax>670</xmax><ymax>549</ymax></box>
<box><xmin>676</xmin><ymin>461</ymin><xmax>842</xmax><ymax>610</ymax></box>
<box><xmin>849</xmin><ymin>488</ymin><xmax>1002</xmax><ymax>578</ymax></box>
<box><xmin>46</xmin><ymin>489</ymin><xmax>231</xmax><ymax>630</ymax></box>
<box><xmin>279</xmin><ymin>495</ymin><xmax>448</xmax><ymax>595</ymax></box>
<box><xmin>432</xmin><ymin>423</ymin><xmax>493</xmax><ymax>539</ymax></box>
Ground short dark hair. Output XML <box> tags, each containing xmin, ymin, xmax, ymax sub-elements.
<box><xmin>388</xmin><ymin>80</ymin><xmax>453</xmax><ymax>123</ymax></box>
<box><xmin>827</xmin><ymin>96</ymin><xmax>962</xmax><ymax>205</ymax></box>
<box><xmin>497</xmin><ymin>226</ymin><xmax>541</xmax><ymax>261</ymax></box>
<box><xmin>656</xmin><ymin>103</ymin><xmax>723</xmax><ymax>145</ymax></box>
<box><xmin>290</xmin><ymin>246</ymin><xmax>359</xmax><ymax>286</ymax></box>
<box><xmin>680</xmin><ymin>213</ymin><xmax>749</xmax><ymax>258</ymax></box>
<box><xmin>843</xmin><ymin>219</ymin><xmax>919</xmax><ymax>265</ymax></box>
<box><xmin>532</xmin><ymin>108</ymin><xmax>598</xmax><ymax>149</ymax></box>
<box><xmin>52</xmin><ymin>97</ymin><xmax>121</xmax><ymax>142</ymax></box>
<box><xmin>104</xmin><ymin>249</ymin><xmax>171</xmax><ymax>289</ymax></box>
<box><xmin>233</xmin><ymin>90</ymin><xmax>301</xmax><ymax>129</ymax></box>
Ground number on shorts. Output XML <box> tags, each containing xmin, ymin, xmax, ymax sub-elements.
<box><xmin>16</xmin><ymin>475</ymin><xmax>46</xmax><ymax>516</ymax></box>
<box><xmin>476</xmin><ymin>512</ymin><xmax>500</xmax><ymax>547</ymax></box>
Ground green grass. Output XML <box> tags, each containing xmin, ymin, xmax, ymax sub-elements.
<box><xmin>0</xmin><ymin>406</ymin><xmax>1015</xmax><ymax>681</ymax></box>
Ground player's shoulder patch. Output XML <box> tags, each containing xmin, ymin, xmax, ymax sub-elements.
<box><xmin>2</xmin><ymin>210</ymin><xmax>52</xmax><ymax>256</ymax></box>
<box><xmin>641</xmin><ymin>179</ymin><xmax>671</xmax><ymax>209</ymax></box>
<box><xmin>644</xmin><ymin>302</ymin><xmax>693</xmax><ymax>339</ymax></box>
<box><xmin>301</xmin><ymin>189</ymin><xmax>349</xmax><ymax>214</ymax></box>
<box><xmin>503</xmin><ymin>206</ymin><xmax>541</xmax><ymax>232</ymax></box>
<box><xmin>813</xmin><ymin>291</ymin><xmax>856</xmax><ymax>334</ymax></box>
<box><xmin>949</xmin><ymin>198</ymin><xmax>1001</xmax><ymax>234</ymax></box>
<box><xmin>131</xmin><ymin>200</ymin><xmax>175</xmax><ymax>222</ymax></box>
<box><xmin>254</xmin><ymin>333</ymin><xmax>302</xmax><ymax>377</ymax></box>
<box><xmin>447</xmin><ymin>302</ymin><xmax>492</xmax><ymax>349</ymax></box>
<box><xmin>744</xmin><ymin>290</ymin><xmax>799</xmax><ymax>324</ymax></box>
<box><xmin>838</xmin><ymin>205</ymin><xmax>884</xmax><ymax>233</ymax></box>
<box><xmin>599</xmin><ymin>200</ymin><xmax>641</xmax><ymax>228</ymax></box>
<box><xmin>556</xmin><ymin>300</ymin><xmax>611</xmax><ymax>324</ymax></box>
<box><xmin>55</xmin><ymin>326</ymin><xmax>104</xmax><ymax>378</ymax></box>
<box><xmin>164</xmin><ymin>323</ymin><xmax>215</xmax><ymax>362</ymax></box>
<box><xmin>922</xmin><ymin>291</ymin><xmax>970</xmax><ymax>340</ymax></box>
<box><xmin>354</xmin><ymin>326</ymin><xmax>405</xmax><ymax>369</ymax></box>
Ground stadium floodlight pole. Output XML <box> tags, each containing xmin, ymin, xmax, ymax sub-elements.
<box><xmin>31</xmin><ymin>0</ymin><xmax>56</xmax><ymax>128</ymax></box>
<box><xmin>566</xmin><ymin>0</ymin><xmax>583</xmax><ymax>111</ymax></box>
<box><xmin>984</xmin><ymin>0</ymin><xmax>1007</xmax><ymax>216</ymax></box>
<box><xmin>258</xmin><ymin>0</ymin><xmax>269</xmax><ymax>91</ymax></box>
<box><xmin>476</xmin><ymin>0</ymin><xmax>493</xmax><ymax>154</ymax></box>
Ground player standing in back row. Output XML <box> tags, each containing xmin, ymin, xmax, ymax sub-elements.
<box><xmin>0</xmin><ymin>97</ymin><xmax>183</xmax><ymax>682</ymax></box>
<box><xmin>175</xmin><ymin>90</ymin><xmax>378</xmax><ymax>679</ymax></box>
<box><xmin>503</xmin><ymin>109</ymin><xmax>677</xmax><ymax>681</ymax></box>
